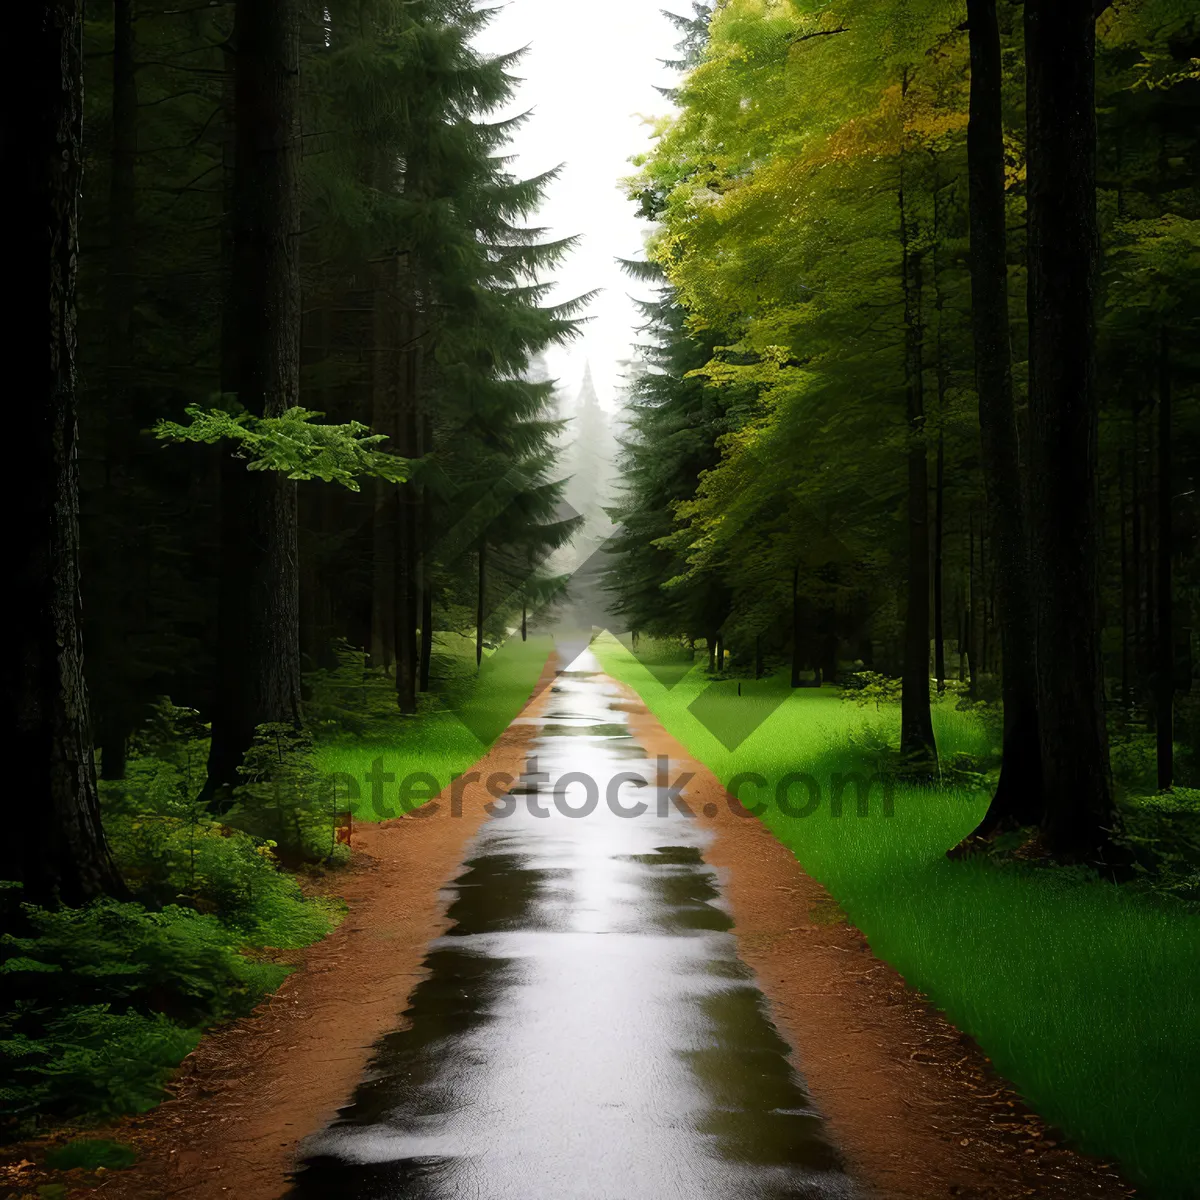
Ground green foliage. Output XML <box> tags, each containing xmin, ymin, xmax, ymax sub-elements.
<box><xmin>1</xmin><ymin>1005</ymin><xmax>199</xmax><ymax>1122</ymax></box>
<box><xmin>101</xmin><ymin>701</ymin><xmax>335</xmax><ymax>947</ymax></box>
<box><xmin>303</xmin><ymin>641</ymin><xmax>406</xmax><ymax>739</ymax></box>
<box><xmin>1119</xmin><ymin>788</ymin><xmax>1200</xmax><ymax>908</ymax></box>
<box><xmin>840</xmin><ymin>671</ymin><xmax>903</xmax><ymax>709</ymax></box>
<box><xmin>0</xmin><ymin>705</ymin><xmax>339</xmax><ymax>1130</ymax></box>
<box><xmin>0</xmin><ymin>899</ymin><xmax>289</xmax><ymax>1123</ymax></box>
<box><xmin>229</xmin><ymin>724</ymin><xmax>346</xmax><ymax>865</ymax></box>
<box><xmin>154</xmin><ymin>404</ymin><xmax>409</xmax><ymax>491</ymax></box>
<box><xmin>43</xmin><ymin>1138</ymin><xmax>138</xmax><ymax>1171</ymax></box>
<box><xmin>1</xmin><ymin>901</ymin><xmax>287</xmax><ymax>1025</ymax></box>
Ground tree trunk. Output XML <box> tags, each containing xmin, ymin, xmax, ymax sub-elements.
<box><xmin>1024</xmin><ymin>0</ymin><xmax>1119</xmax><ymax>862</ymax></box>
<box><xmin>978</xmin><ymin>518</ymin><xmax>990</xmax><ymax>676</ymax></box>
<box><xmin>417</xmin><ymin>408</ymin><xmax>434</xmax><ymax>691</ymax></box>
<box><xmin>394</xmin><ymin>304</ymin><xmax>420</xmax><ymax>715</ymax></box>
<box><xmin>1155</xmin><ymin>327</ymin><xmax>1173</xmax><ymax>790</ymax></box>
<box><xmin>933</xmin><ymin>428</ymin><xmax>946</xmax><ymax>694</ymax></box>
<box><xmin>790</xmin><ymin>566</ymin><xmax>803</xmax><ymax>688</ymax></box>
<box><xmin>204</xmin><ymin>0</ymin><xmax>302</xmax><ymax>798</ymax></box>
<box><xmin>98</xmin><ymin>718</ymin><xmax>129</xmax><ymax>783</ymax></box>
<box><xmin>956</xmin><ymin>583</ymin><xmax>968</xmax><ymax>683</ymax></box>
<box><xmin>90</xmin><ymin>0</ymin><xmax>141</xmax><ymax>781</ymax></box>
<box><xmin>967</xmin><ymin>519</ymin><xmax>978</xmax><ymax>698</ymax></box>
<box><xmin>959</xmin><ymin>0</ymin><xmax>1045</xmax><ymax>840</ymax></box>
<box><xmin>369</xmin><ymin>261</ymin><xmax>397</xmax><ymax>673</ymax></box>
<box><xmin>898</xmin><ymin>152</ymin><xmax>937</xmax><ymax>768</ymax></box>
<box><xmin>1119</xmin><ymin>448</ymin><xmax>1131</xmax><ymax>710</ymax></box>
<box><xmin>3</xmin><ymin>0</ymin><xmax>125</xmax><ymax>905</ymax></box>
<box><xmin>1131</xmin><ymin>397</ymin><xmax>1144</xmax><ymax>702</ymax></box>
<box><xmin>755</xmin><ymin>634</ymin><xmax>763</xmax><ymax>680</ymax></box>
<box><xmin>476</xmin><ymin>541</ymin><xmax>487</xmax><ymax>668</ymax></box>
<box><xmin>419</xmin><ymin>582</ymin><xmax>433</xmax><ymax>690</ymax></box>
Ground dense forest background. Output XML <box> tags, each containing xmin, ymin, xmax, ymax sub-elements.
<box><xmin>4</xmin><ymin>0</ymin><xmax>591</xmax><ymax>1124</ymax></box>
<box><xmin>5</xmin><ymin>0</ymin><xmax>1200</xmax><ymax>1176</ymax></box>
<box><xmin>608</xmin><ymin>0</ymin><xmax>1200</xmax><ymax>862</ymax></box>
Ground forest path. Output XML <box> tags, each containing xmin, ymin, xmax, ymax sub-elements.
<box><xmin>81</xmin><ymin>648</ymin><xmax>1130</xmax><ymax>1200</ymax></box>
<box><xmin>284</xmin><ymin>650</ymin><xmax>855</xmax><ymax>1200</ymax></box>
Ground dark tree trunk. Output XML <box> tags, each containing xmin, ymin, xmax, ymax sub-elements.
<box><xmin>1024</xmin><ymin>0</ymin><xmax>1119</xmax><ymax>861</ymax></box>
<box><xmin>978</xmin><ymin>519</ymin><xmax>990</xmax><ymax>675</ymax></box>
<box><xmin>956</xmin><ymin>584</ymin><xmax>968</xmax><ymax>682</ymax></box>
<box><xmin>790</xmin><ymin>566</ymin><xmax>803</xmax><ymax>688</ymax></box>
<box><xmin>930</xmin><ymin>175</ymin><xmax>949</xmax><ymax>701</ymax></box>
<box><xmin>98</xmin><ymin>718</ymin><xmax>129</xmax><ymax>783</ymax></box>
<box><xmin>369</xmin><ymin>261</ymin><xmax>397</xmax><ymax>673</ymax></box>
<box><xmin>106</xmin><ymin>0</ymin><xmax>136</xmax><ymax>434</ymax></box>
<box><xmin>1119</xmin><ymin>449</ymin><xmax>1131</xmax><ymax>710</ymax></box>
<box><xmin>90</xmin><ymin>0</ymin><xmax>141</xmax><ymax>781</ymax></box>
<box><xmin>755</xmin><ymin>634</ymin><xmax>763</xmax><ymax>680</ymax></box>
<box><xmin>933</xmin><ymin>428</ymin><xmax>946</xmax><ymax>694</ymax></box>
<box><xmin>298</xmin><ymin>311</ymin><xmax>339</xmax><ymax>674</ymax></box>
<box><xmin>476</xmin><ymin>541</ymin><xmax>487</xmax><ymax>668</ymax></box>
<box><xmin>818</xmin><ymin>612</ymin><xmax>838</xmax><ymax>686</ymax></box>
<box><xmin>204</xmin><ymin>0</ymin><xmax>302</xmax><ymax>797</ymax></box>
<box><xmin>967</xmin><ymin>519</ymin><xmax>978</xmax><ymax>698</ymax></box>
<box><xmin>959</xmin><ymin>0</ymin><xmax>1044</xmax><ymax>843</ymax></box>
<box><xmin>417</xmin><ymin>408</ymin><xmax>434</xmax><ymax>691</ymax></box>
<box><xmin>1131</xmin><ymin>397</ymin><xmax>1144</xmax><ymax>701</ymax></box>
<box><xmin>1156</xmin><ymin>327</ymin><xmax>1173</xmax><ymax>790</ymax></box>
<box><xmin>419</xmin><ymin>582</ymin><xmax>433</xmax><ymax>690</ymax></box>
<box><xmin>394</xmin><ymin>306</ymin><xmax>420</xmax><ymax>715</ymax></box>
<box><xmin>4</xmin><ymin>0</ymin><xmax>125</xmax><ymax>904</ymax></box>
<box><xmin>898</xmin><ymin>154</ymin><xmax>937</xmax><ymax>768</ymax></box>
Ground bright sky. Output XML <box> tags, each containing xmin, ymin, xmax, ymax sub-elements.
<box><xmin>472</xmin><ymin>1</ymin><xmax>683</xmax><ymax>412</ymax></box>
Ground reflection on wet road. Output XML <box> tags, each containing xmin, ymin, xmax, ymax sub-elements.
<box><xmin>288</xmin><ymin>650</ymin><xmax>857</xmax><ymax>1200</ymax></box>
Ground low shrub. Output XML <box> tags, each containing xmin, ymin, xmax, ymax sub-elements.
<box><xmin>43</xmin><ymin>1138</ymin><xmax>137</xmax><ymax>1171</ymax></box>
<box><xmin>228</xmin><ymin>724</ymin><xmax>348</xmax><ymax>866</ymax></box>
<box><xmin>0</xmin><ymin>899</ymin><xmax>292</xmax><ymax>1126</ymax></box>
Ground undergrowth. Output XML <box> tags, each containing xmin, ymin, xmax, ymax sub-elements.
<box><xmin>1</xmin><ymin>632</ymin><xmax>551</xmax><ymax>1136</ymax></box>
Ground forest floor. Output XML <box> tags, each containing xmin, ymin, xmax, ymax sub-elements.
<box><xmin>2</xmin><ymin>664</ymin><xmax>1136</xmax><ymax>1200</ymax></box>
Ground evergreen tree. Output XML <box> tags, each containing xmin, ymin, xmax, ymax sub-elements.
<box><xmin>4</xmin><ymin>0</ymin><xmax>125</xmax><ymax>905</ymax></box>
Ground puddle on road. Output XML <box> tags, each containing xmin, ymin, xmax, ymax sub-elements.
<box><xmin>287</xmin><ymin>648</ymin><xmax>858</xmax><ymax>1200</ymax></box>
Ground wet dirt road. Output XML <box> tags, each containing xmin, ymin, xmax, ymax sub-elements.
<box><xmin>286</xmin><ymin>651</ymin><xmax>857</xmax><ymax>1200</ymax></box>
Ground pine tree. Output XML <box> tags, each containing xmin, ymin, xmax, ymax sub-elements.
<box><xmin>4</xmin><ymin>0</ymin><xmax>125</xmax><ymax>905</ymax></box>
<box><xmin>203</xmin><ymin>0</ymin><xmax>304</xmax><ymax>798</ymax></box>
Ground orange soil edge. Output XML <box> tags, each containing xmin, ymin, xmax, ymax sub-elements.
<box><xmin>4</xmin><ymin>663</ymin><xmax>1137</xmax><ymax>1200</ymax></box>
<box><xmin>618</xmin><ymin>683</ymin><xmax>1135</xmax><ymax>1200</ymax></box>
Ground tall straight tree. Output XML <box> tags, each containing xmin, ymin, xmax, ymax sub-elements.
<box><xmin>97</xmin><ymin>0</ymin><xmax>139</xmax><ymax>780</ymax></box>
<box><xmin>960</xmin><ymin>0</ymin><xmax>1043</xmax><ymax>842</ymax></box>
<box><xmin>898</xmin><ymin>140</ymin><xmax>937</xmax><ymax>769</ymax></box>
<box><xmin>3</xmin><ymin>0</ymin><xmax>125</xmax><ymax>903</ymax></box>
<box><xmin>204</xmin><ymin>0</ymin><xmax>303</xmax><ymax>795</ymax></box>
<box><xmin>1024</xmin><ymin>0</ymin><xmax>1119</xmax><ymax>860</ymax></box>
<box><xmin>1155</xmin><ymin>327</ymin><xmax>1172</xmax><ymax>791</ymax></box>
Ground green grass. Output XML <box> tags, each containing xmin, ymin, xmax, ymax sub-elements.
<box><xmin>594</xmin><ymin>632</ymin><xmax>1200</xmax><ymax>1200</ymax></box>
<box><xmin>314</xmin><ymin>633</ymin><xmax>553</xmax><ymax>821</ymax></box>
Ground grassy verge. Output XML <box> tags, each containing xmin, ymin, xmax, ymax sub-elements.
<box><xmin>594</xmin><ymin>632</ymin><xmax>1199</xmax><ymax>1200</ymax></box>
<box><xmin>314</xmin><ymin>633</ymin><xmax>553</xmax><ymax>821</ymax></box>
